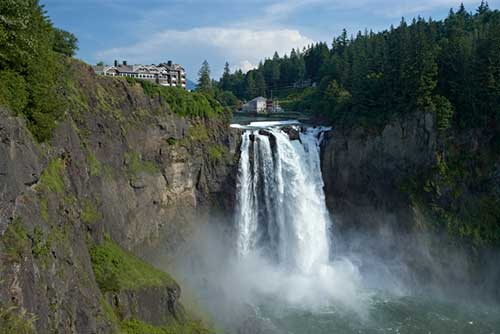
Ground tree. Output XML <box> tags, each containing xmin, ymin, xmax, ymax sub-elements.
<box><xmin>197</xmin><ymin>60</ymin><xmax>212</xmax><ymax>94</ymax></box>
<box><xmin>220</xmin><ymin>62</ymin><xmax>231</xmax><ymax>91</ymax></box>
<box><xmin>52</xmin><ymin>28</ymin><xmax>78</xmax><ymax>56</ymax></box>
<box><xmin>477</xmin><ymin>0</ymin><xmax>490</xmax><ymax>15</ymax></box>
<box><xmin>243</xmin><ymin>71</ymin><xmax>256</xmax><ymax>99</ymax></box>
<box><xmin>254</xmin><ymin>71</ymin><xmax>267</xmax><ymax>97</ymax></box>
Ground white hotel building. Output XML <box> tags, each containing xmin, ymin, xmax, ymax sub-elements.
<box><xmin>93</xmin><ymin>60</ymin><xmax>187</xmax><ymax>89</ymax></box>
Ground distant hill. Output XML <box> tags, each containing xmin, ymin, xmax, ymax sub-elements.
<box><xmin>186</xmin><ymin>79</ymin><xmax>197</xmax><ymax>91</ymax></box>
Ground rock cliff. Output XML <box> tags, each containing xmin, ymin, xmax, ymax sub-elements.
<box><xmin>0</xmin><ymin>61</ymin><xmax>240</xmax><ymax>333</ymax></box>
<box><xmin>321</xmin><ymin>111</ymin><xmax>436</xmax><ymax>234</ymax></box>
<box><xmin>320</xmin><ymin>110</ymin><xmax>500</xmax><ymax>300</ymax></box>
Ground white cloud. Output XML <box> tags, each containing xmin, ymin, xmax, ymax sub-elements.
<box><xmin>236</xmin><ymin>60</ymin><xmax>258</xmax><ymax>73</ymax></box>
<box><xmin>97</xmin><ymin>27</ymin><xmax>314</xmax><ymax>74</ymax></box>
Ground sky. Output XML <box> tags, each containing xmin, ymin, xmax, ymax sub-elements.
<box><xmin>42</xmin><ymin>0</ymin><xmax>499</xmax><ymax>81</ymax></box>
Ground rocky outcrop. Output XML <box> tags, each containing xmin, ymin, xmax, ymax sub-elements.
<box><xmin>0</xmin><ymin>61</ymin><xmax>240</xmax><ymax>333</ymax></box>
<box><xmin>106</xmin><ymin>286</ymin><xmax>185</xmax><ymax>326</ymax></box>
<box><xmin>321</xmin><ymin>111</ymin><xmax>436</xmax><ymax>233</ymax></box>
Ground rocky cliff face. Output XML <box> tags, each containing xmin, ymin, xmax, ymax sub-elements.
<box><xmin>0</xmin><ymin>61</ymin><xmax>240</xmax><ymax>333</ymax></box>
<box><xmin>321</xmin><ymin>111</ymin><xmax>436</xmax><ymax>234</ymax></box>
<box><xmin>320</xmin><ymin>111</ymin><xmax>500</xmax><ymax>300</ymax></box>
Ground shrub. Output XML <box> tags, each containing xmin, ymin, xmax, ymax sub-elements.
<box><xmin>135</xmin><ymin>79</ymin><xmax>224</xmax><ymax>118</ymax></box>
<box><xmin>1</xmin><ymin>218</ymin><xmax>29</xmax><ymax>263</ymax></box>
<box><xmin>0</xmin><ymin>70</ymin><xmax>28</xmax><ymax>115</ymax></box>
<box><xmin>38</xmin><ymin>159</ymin><xmax>65</xmax><ymax>194</ymax></box>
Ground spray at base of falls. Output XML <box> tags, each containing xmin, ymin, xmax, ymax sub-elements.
<box><xmin>233</xmin><ymin>121</ymin><xmax>364</xmax><ymax>309</ymax></box>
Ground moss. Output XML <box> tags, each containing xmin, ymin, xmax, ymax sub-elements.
<box><xmin>87</xmin><ymin>150</ymin><xmax>102</xmax><ymax>177</ymax></box>
<box><xmin>89</xmin><ymin>235</ymin><xmax>175</xmax><ymax>293</ymax></box>
<box><xmin>120</xmin><ymin>318</ymin><xmax>213</xmax><ymax>334</ymax></box>
<box><xmin>0</xmin><ymin>306</ymin><xmax>36</xmax><ymax>334</ymax></box>
<box><xmin>208</xmin><ymin>145</ymin><xmax>227</xmax><ymax>162</ymax></box>
<box><xmin>82</xmin><ymin>199</ymin><xmax>102</xmax><ymax>225</ymax></box>
<box><xmin>102</xmin><ymin>164</ymin><xmax>114</xmax><ymax>181</ymax></box>
<box><xmin>188</xmin><ymin>125</ymin><xmax>209</xmax><ymax>141</ymax></box>
<box><xmin>124</xmin><ymin>152</ymin><xmax>160</xmax><ymax>178</ymax></box>
<box><xmin>31</xmin><ymin>226</ymin><xmax>51</xmax><ymax>260</ymax></box>
<box><xmin>38</xmin><ymin>158</ymin><xmax>65</xmax><ymax>194</ymax></box>
<box><xmin>40</xmin><ymin>197</ymin><xmax>49</xmax><ymax>222</ymax></box>
<box><xmin>1</xmin><ymin>218</ymin><xmax>29</xmax><ymax>263</ymax></box>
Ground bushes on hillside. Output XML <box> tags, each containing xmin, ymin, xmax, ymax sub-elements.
<box><xmin>130</xmin><ymin>78</ymin><xmax>225</xmax><ymax>118</ymax></box>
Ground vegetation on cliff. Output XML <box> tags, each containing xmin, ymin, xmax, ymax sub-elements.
<box><xmin>90</xmin><ymin>235</ymin><xmax>175</xmax><ymax>293</ymax></box>
<box><xmin>0</xmin><ymin>306</ymin><xmax>36</xmax><ymax>334</ymax></box>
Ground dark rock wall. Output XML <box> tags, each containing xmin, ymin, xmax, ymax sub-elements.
<box><xmin>321</xmin><ymin>111</ymin><xmax>436</xmax><ymax>234</ymax></box>
<box><xmin>0</xmin><ymin>62</ymin><xmax>241</xmax><ymax>333</ymax></box>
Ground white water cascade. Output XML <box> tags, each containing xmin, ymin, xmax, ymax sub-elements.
<box><xmin>235</xmin><ymin>122</ymin><xmax>332</xmax><ymax>274</ymax></box>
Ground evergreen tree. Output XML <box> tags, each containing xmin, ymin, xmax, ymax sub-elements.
<box><xmin>197</xmin><ymin>60</ymin><xmax>212</xmax><ymax>94</ymax></box>
<box><xmin>220</xmin><ymin>62</ymin><xmax>231</xmax><ymax>91</ymax></box>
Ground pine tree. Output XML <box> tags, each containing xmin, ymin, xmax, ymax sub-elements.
<box><xmin>197</xmin><ymin>60</ymin><xmax>212</xmax><ymax>94</ymax></box>
<box><xmin>220</xmin><ymin>62</ymin><xmax>231</xmax><ymax>91</ymax></box>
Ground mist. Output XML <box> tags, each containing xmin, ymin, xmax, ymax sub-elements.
<box><xmin>156</xmin><ymin>213</ymin><xmax>500</xmax><ymax>333</ymax></box>
<box><xmin>152</xmin><ymin>123</ymin><xmax>500</xmax><ymax>333</ymax></box>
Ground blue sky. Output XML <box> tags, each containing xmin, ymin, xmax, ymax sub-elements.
<box><xmin>42</xmin><ymin>0</ymin><xmax>499</xmax><ymax>81</ymax></box>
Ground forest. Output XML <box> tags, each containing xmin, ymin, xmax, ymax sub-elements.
<box><xmin>218</xmin><ymin>2</ymin><xmax>499</xmax><ymax>130</ymax></box>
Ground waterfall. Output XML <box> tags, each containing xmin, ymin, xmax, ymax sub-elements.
<box><xmin>235</xmin><ymin>123</ymin><xmax>332</xmax><ymax>274</ymax></box>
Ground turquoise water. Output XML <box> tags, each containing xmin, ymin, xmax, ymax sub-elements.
<box><xmin>250</xmin><ymin>294</ymin><xmax>500</xmax><ymax>334</ymax></box>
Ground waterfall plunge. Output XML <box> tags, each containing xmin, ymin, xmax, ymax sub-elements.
<box><xmin>235</xmin><ymin>124</ymin><xmax>332</xmax><ymax>274</ymax></box>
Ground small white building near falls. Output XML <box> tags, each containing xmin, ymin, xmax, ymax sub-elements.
<box><xmin>242</xmin><ymin>97</ymin><xmax>267</xmax><ymax>113</ymax></box>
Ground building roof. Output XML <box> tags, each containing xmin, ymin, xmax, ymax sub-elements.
<box><xmin>249</xmin><ymin>96</ymin><xmax>267</xmax><ymax>103</ymax></box>
<box><xmin>115</xmin><ymin>65</ymin><xmax>134</xmax><ymax>73</ymax></box>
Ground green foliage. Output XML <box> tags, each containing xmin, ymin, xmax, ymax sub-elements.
<box><xmin>0</xmin><ymin>306</ymin><xmax>36</xmax><ymax>334</ymax></box>
<box><xmin>82</xmin><ymin>199</ymin><xmax>101</xmax><ymax>225</ymax></box>
<box><xmin>434</xmin><ymin>95</ymin><xmax>454</xmax><ymax>131</ymax></box>
<box><xmin>124</xmin><ymin>152</ymin><xmax>160</xmax><ymax>178</ymax></box>
<box><xmin>218</xmin><ymin>5</ymin><xmax>500</xmax><ymax>130</ymax></box>
<box><xmin>52</xmin><ymin>28</ymin><xmax>78</xmax><ymax>57</ymax></box>
<box><xmin>166</xmin><ymin>137</ymin><xmax>177</xmax><ymax>145</ymax></box>
<box><xmin>121</xmin><ymin>318</ymin><xmax>213</xmax><ymax>334</ymax></box>
<box><xmin>1</xmin><ymin>218</ymin><xmax>29</xmax><ymax>263</ymax></box>
<box><xmin>38</xmin><ymin>159</ymin><xmax>65</xmax><ymax>194</ymax></box>
<box><xmin>89</xmin><ymin>235</ymin><xmax>175</xmax><ymax>293</ymax></box>
<box><xmin>196</xmin><ymin>60</ymin><xmax>212</xmax><ymax>94</ymax></box>
<box><xmin>40</xmin><ymin>197</ymin><xmax>49</xmax><ymax>222</ymax></box>
<box><xmin>404</xmin><ymin>138</ymin><xmax>500</xmax><ymax>246</ymax></box>
<box><xmin>215</xmin><ymin>89</ymin><xmax>239</xmax><ymax>107</ymax></box>
<box><xmin>0</xmin><ymin>70</ymin><xmax>28</xmax><ymax>115</ymax></box>
<box><xmin>188</xmin><ymin>124</ymin><xmax>209</xmax><ymax>141</ymax></box>
<box><xmin>208</xmin><ymin>145</ymin><xmax>227</xmax><ymax>162</ymax></box>
<box><xmin>31</xmin><ymin>226</ymin><xmax>51</xmax><ymax>260</ymax></box>
<box><xmin>132</xmin><ymin>79</ymin><xmax>224</xmax><ymax>118</ymax></box>
<box><xmin>0</xmin><ymin>0</ymin><xmax>75</xmax><ymax>141</ymax></box>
